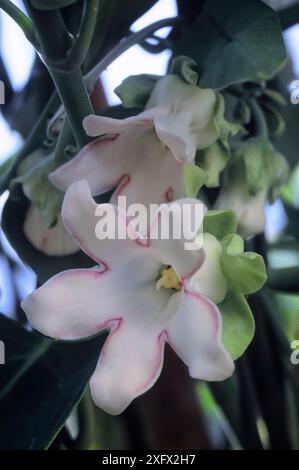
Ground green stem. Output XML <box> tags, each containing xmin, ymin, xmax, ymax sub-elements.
<box><xmin>24</xmin><ymin>2</ymin><xmax>72</xmax><ymax>63</ymax></box>
<box><xmin>0</xmin><ymin>0</ymin><xmax>39</xmax><ymax>48</ymax></box>
<box><xmin>53</xmin><ymin>119</ymin><xmax>73</xmax><ymax>166</ymax></box>
<box><xmin>63</xmin><ymin>0</ymin><xmax>100</xmax><ymax>70</ymax></box>
<box><xmin>246</xmin><ymin>96</ymin><xmax>268</xmax><ymax>138</ymax></box>
<box><xmin>269</xmin><ymin>240</ymin><xmax>299</xmax><ymax>251</ymax></box>
<box><xmin>24</xmin><ymin>2</ymin><xmax>93</xmax><ymax>147</ymax></box>
<box><xmin>267</xmin><ymin>265</ymin><xmax>299</xmax><ymax>293</ymax></box>
<box><xmin>49</xmin><ymin>66</ymin><xmax>93</xmax><ymax>147</ymax></box>
<box><xmin>85</xmin><ymin>16</ymin><xmax>179</xmax><ymax>88</ymax></box>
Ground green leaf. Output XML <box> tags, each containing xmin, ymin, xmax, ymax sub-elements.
<box><xmin>114</xmin><ymin>74</ymin><xmax>160</xmax><ymax>109</ymax></box>
<box><xmin>203</xmin><ymin>210</ymin><xmax>237</xmax><ymax>240</ymax></box>
<box><xmin>169</xmin><ymin>55</ymin><xmax>199</xmax><ymax>86</ymax></box>
<box><xmin>2</xmin><ymin>196</ymin><xmax>94</xmax><ymax>283</ymax></box>
<box><xmin>0</xmin><ymin>313</ymin><xmax>104</xmax><ymax>450</ymax></box>
<box><xmin>197</xmin><ymin>141</ymin><xmax>230</xmax><ymax>187</ymax></box>
<box><xmin>0</xmin><ymin>93</ymin><xmax>59</xmax><ymax>196</ymax></box>
<box><xmin>221</xmin><ymin>233</ymin><xmax>244</xmax><ymax>255</ymax></box>
<box><xmin>220</xmin><ymin>234</ymin><xmax>267</xmax><ymax>295</ymax></box>
<box><xmin>31</xmin><ymin>0</ymin><xmax>78</xmax><ymax>9</ymax></box>
<box><xmin>219</xmin><ymin>290</ymin><xmax>255</xmax><ymax>360</ymax></box>
<box><xmin>183</xmin><ymin>163</ymin><xmax>207</xmax><ymax>198</ymax></box>
<box><xmin>173</xmin><ymin>0</ymin><xmax>286</xmax><ymax>89</ymax></box>
<box><xmin>12</xmin><ymin>151</ymin><xmax>64</xmax><ymax>228</ymax></box>
<box><xmin>238</xmin><ymin>136</ymin><xmax>289</xmax><ymax>199</ymax></box>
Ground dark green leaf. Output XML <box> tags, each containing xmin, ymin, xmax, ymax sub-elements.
<box><xmin>0</xmin><ymin>313</ymin><xmax>104</xmax><ymax>450</ymax></box>
<box><xmin>31</xmin><ymin>0</ymin><xmax>78</xmax><ymax>9</ymax></box>
<box><xmin>173</xmin><ymin>0</ymin><xmax>286</xmax><ymax>89</ymax></box>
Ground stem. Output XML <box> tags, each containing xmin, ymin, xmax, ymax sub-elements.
<box><xmin>24</xmin><ymin>2</ymin><xmax>72</xmax><ymax>63</ymax></box>
<box><xmin>85</xmin><ymin>16</ymin><xmax>179</xmax><ymax>87</ymax></box>
<box><xmin>267</xmin><ymin>265</ymin><xmax>299</xmax><ymax>293</ymax></box>
<box><xmin>24</xmin><ymin>2</ymin><xmax>93</xmax><ymax>147</ymax></box>
<box><xmin>0</xmin><ymin>54</ymin><xmax>13</xmax><ymax>104</ymax></box>
<box><xmin>64</xmin><ymin>0</ymin><xmax>100</xmax><ymax>70</ymax></box>
<box><xmin>246</xmin><ymin>96</ymin><xmax>268</xmax><ymax>138</ymax></box>
<box><xmin>0</xmin><ymin>0</ymin><xmax>39</xmax><ymax>48</ymax></box>
<box><xmin>53</xmin><ymin>118</ymin><xmax>73</xmax><ymax>166</ymax></box>
<box><xmin>49</xmin><ymin>66</ymin><xmax>93</xmax><ymax>147</ymax></box>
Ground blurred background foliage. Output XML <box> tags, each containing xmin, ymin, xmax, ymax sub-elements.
<box><xmin>0</xmin><ymin>0</ymin><xmax>298</xmax><ymax>450</ymax></box>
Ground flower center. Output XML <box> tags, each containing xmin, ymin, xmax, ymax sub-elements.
<box><xmin>156</xmin><ymin>266</ymin><xmax>182</xmax><ymax>292</ymax></box>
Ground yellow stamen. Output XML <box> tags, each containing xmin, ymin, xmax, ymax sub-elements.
<box><xmin>156</xmin><ymin>266</ymin><xmax>182</xmax><ymax>291</ymax></box>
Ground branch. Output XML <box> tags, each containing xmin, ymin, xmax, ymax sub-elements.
<box><xmin>267</xmin><ymin>265</ymin><xmax>299</xmax><ymax>293</ymax></box>
<box><xmin>24</xmin><ymin>1</ymin><xmax>93</xmax><ymax>147</ymax></box>
<box><xmin>23</xmin><ymin>2</ymin><xmax>72</xmax><ymax>63</ymax></box>
<box><xmin>85</xmin><ymin>16</ymin><xmax>180</xmax><ymax>87</ymax></box>
<box><xmin>0</xmin><ymin>0</ymin><xmax>39</xmax><ymax>49</ymax></box>
<box><xmin>63</xmin><ymin>0</ymin><xmax>100</xmax><ymax>70</ymax></box>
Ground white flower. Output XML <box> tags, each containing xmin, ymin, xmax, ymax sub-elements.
<box><xmin>49</xmin><ymin>75</ymin><xmax>218</xmax><ymax>208</ymax></box>
<box><xmin>215</xmin><ymin>136</ymin><xmax>289</xmax><ymax>237</ymax></box>
<box><xmin>24</xmin><ymin>205</ymin><xmax>78</xmax><ymax>256</ymax></box>
<box><xmin>22</xmin><ymin>180</ymin><xmax>234</xmax><ymax>415</ymax></box>
<box><xmin>215</xmin><ymin>182</ymin><xmax>267</xmax><ymax>237</ymax></box>
<box><xmin>190</xmin><ymin>233</ymin><xmax>228</xmax><ymax>304</ymax></box>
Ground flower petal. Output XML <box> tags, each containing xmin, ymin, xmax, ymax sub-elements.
<box><xmin>215</xmin><ymin>183</ymin><xmax>267</xmax><ymax>237</ymax></box>
<box><xmin>153</xmin><ymin>112</ymin><xmax>196</xmax><ymax>164</ymax></box>
<box><xmin>50</xmin><ymin>126</ymin><xmax>184</xmax><ymax>210</ymax></box>
<box><xmin>146</xmin><ymin>75</ymin><xmax>218</xmax><ymax>162</ymax></box>
<box><xmin>83</xmin><ymin>111</ymin><xmax>154</xmax><ymax>137</ymax></box>
<box><xmin>23</xmin><ymin>205</ymin><xmax>78</xmax><ymax>256</ymax></box>
<box><xmin>49</xmin><ymin>132</ymin><xmax>133</xmax><ymax>195</ymax></box>
<box><xmin>167</xmin><ymin>289</ymin><xmax>234</xmax><ymax>381</ymax></box>
<box><xmin>148</xmin><ymin>198</ymin><xmax>206</xmax><ymax>279</ymax></box>
<box><xmin>22</xmin><ymin>257</ymin><xmax>169</xmax><ymax>341</ymax></box>
<box><xmin>21</xmin><ymin>268</ymin><xmax>113</xmax><ymax>340</ymax></box>
<box><xmin>110</xmin><ymin>132</ymin><xmax>185</xmax><ymax>208</ymax></box>
<box><xmin>90</xmin><ymin>318</ymin><xmax>166</xmax><ymax>414</ymax></box>
<box><xmin>189</xmin><ymin>233</ymin><xmax>228</xmax><ymax>304</ymax></box>
<box><xmin>61</xmin><ymin>180</ymin><xmax>151</xmax><ymax>268</ymax></box>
